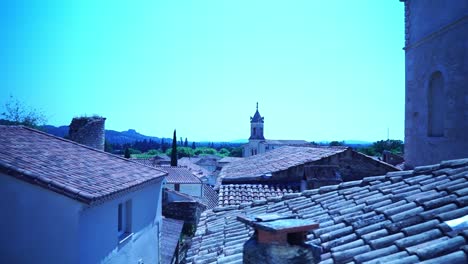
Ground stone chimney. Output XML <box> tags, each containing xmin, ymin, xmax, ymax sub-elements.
<box><xmin>238</xmin><ymin>213</ymin><xmax>321</xmax><ymax>264</ymax></box>
<box><xmin>68</xmin><ymin>116</ymin><xmax>106</xmax><ymax>151</ymax></box>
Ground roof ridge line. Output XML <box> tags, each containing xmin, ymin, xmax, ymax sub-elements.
<box><xmin>17</xmin><ymin>125</ymin><xmax>168</xmax><ymax>175</ymax></box>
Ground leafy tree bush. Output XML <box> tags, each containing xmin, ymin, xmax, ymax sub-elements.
<box><xmin>357</xmin><ymin>139</ymin><xmax>404</xmax><ymax>157</ymax></box>
<box><xmin>329</xmin><ymin>141</ymin><xmax>345</xmax><ymax>146</ymax></box>
<box><xmin>147</xmin><ymin>149</ymin><xmax>162</xmax><ymax>155</ymax></box>
<box><xmin>218</xmin><ymin>148</ymin><xmax>230</xmax><ymax>157</ymax></box>
<box><xmin>1</xmin><ymin>95</ymin><xmax>47</xmax><ymax>128</ymax></box>
<box><xmin>228</xmin><ymin>147</ymin><xmax>243</xmax><ymax>157</ymax></box>
<box><xmin>166</xmin><ymin>147</ymin><xmax>193</xmax><ymax>158</ymax></box>
<box><xmin>194</xmin><ymin>147</ymin><xmax>217</xmax><ymax>156</ymax></box>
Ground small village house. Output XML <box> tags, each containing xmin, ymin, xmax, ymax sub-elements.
<box><xmin>0</xmin><ymin>126</ymin><xmax>167</xmax><ymax>264</ymax></box>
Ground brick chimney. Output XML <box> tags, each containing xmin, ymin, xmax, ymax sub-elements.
<box><xmin>238</xmin><ymin>213</ymin><xmax>321</xmax><ymax>264</ymax></box>
<box><xmin>68</xmin><ymin>116</ymin><xmax>106</xmax><ymax>151</ymax></box>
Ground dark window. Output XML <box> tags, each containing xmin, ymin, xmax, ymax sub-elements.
<box><xmin>118</xmin><ymin>203</ymin><xmax>123</xmax><ymax>232</ymax></box>
<box><xmin>428</xmin><ymin>71</ymin><xmax>445</xmax><ymax>137</ymax></box>
<box><xmin>117</xmin><ymin>200</ymin><xmax>133</xmax><ymax>243</ymax></box>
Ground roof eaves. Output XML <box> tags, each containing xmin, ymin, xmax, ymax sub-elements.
<box><xmin>0</xmin><ymin>159</ymin><xmax>166</xmax><ymax>205</ymax></box>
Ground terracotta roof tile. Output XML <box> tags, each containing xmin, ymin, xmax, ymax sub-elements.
<box><xmin>186</xmin><ymin>158</ymin><xmax>468</xmax><ymax>264</ymax></box>
<box><xmin>161</xmin><ymin>218</ymin><xmax>184</xmax><ymax>264</ymax></box>
<box><xmin>157</xmin><ymin>166</ymin><xmax>201</xmax><ymax>184</ymax></box>
<box><xmin>0</xmin><ymin>126</ymin><xmax>166</xmax><ymax>204</ymax></box>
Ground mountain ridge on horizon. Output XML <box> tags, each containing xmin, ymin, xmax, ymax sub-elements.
<box><xmin>40</xmin><ymin>124</ymin><xmax>376</xmax><ymax>146</ymax></box>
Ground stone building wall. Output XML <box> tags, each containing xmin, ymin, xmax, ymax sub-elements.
<box><xmin>403</xmin><ymin>0</ymin><xmax>468</xmax><ymax>168</ymax></box>
<box><xmin>312</xmin><ymin>150</ymin><xmax>399</xmax><ymax>182</ymax></box>
<box><xmin>68</xmin><ymin>116</ymin><xmax>106</xmax><ymax>151</ymax></box>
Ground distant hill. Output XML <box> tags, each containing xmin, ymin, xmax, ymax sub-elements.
<box><xmin>105</xmin><ymin>129</ymin><xmax>161</xmax><ymax>145</ymax></box>
<box><xmin>41</xmin><ymin>125</ymin><xmax>69</xmax><ymax>138</ymax></box>
<box><xmin>41</xmin><ymin>125</ymin><xmax>163</xmax><ymax>145</ymax></box>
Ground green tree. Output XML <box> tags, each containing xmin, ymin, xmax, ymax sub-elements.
<box><xmin>229</xmin><ymin>147</ymin><xmax>243</xmax><ymax>157</ymax></box>
<box><xmin>218</xmin><ymin>148</ymin><xmax>230</xmax><ymax>157</ymax></box>
<box><xmin>161</xmin><ymin>139</ymin><xmax>168</xmax><ymax>152</ymax></box>
<box><xmin>171</xmin><ymin>129</ymin><xmax>178</xmax><ymax>166</ymax></box>
<box><xmin>357</xmin><ymin>139</ymin><xmax>404</xmax><ymax>157</ymax></box>
<box><xmin>124</xmin><ymin>147</ymin><xmax>131</xmax><ymax>158</ymax></box>
<box><xmin>104</xmin><ymin>140</ymin><xmax>113</xmax><ymax>153</ymax></box>
<box><xmin>1</xmin><ymin>95</ymin><xmax>47</xmax><ymax>128</ymax></box>
<box><xmin>166</xmin><ymin>147</ymin><xmax>193</xmax><ymax>158</ymax></box>
<box><xmin>191</xmin><ymin>141</ymin><xmax>196</xmax><ymax>149</ymax></box>
<box><xmin>184</xmin><ymin>137</ymin><xmax>188</xmax><ymax>147</ymax></box>
<box><xmin>147</xmin><ymin>149</ymin><xmax>162</xmax><ymax>155</ymax></box>
<box><xmin>194</xmin><ymin>147</ymin><xmax>217</xmax><ymax>156</ymax></box>
<box><xmin>329</xmin><ymin>141</ymin><xmax>344</xmax><ymax>146</ymax></box>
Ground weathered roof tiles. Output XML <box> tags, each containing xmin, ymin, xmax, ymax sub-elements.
<box><xmin>186</xmin><ymin>158</ymin><xmax>468</xmax><ymax>264</ymax></box>
<box><xmin>218</xmin><ymin>183</ymin><xmax>300</xmax><ymax>207</ymax></box>
<box><xmin>0</xmin><ymin>126</ymin><xmax>166</xmax><ymax>204</ymax></box>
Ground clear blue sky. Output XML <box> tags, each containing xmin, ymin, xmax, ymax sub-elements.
<box><xmin>1</xmin><ymin>0</ymin><xmax>405</xmax><ymax>142</ymax></box>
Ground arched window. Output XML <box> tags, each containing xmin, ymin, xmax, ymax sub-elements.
<box><xmin>427</xmin><ymin>71</ymin><xmax>444</xmax><ymax>137</ymax></box>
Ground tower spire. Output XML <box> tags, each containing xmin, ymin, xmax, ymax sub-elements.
<box><xmin>256</xmin><ymin>102</ymin><xmax>258</xmax><ymax>111</ymax></box>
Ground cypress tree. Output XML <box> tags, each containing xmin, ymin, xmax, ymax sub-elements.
<box><xmin>171</xmin><ymin>129</ymin><xmax>178</xmax><ymax>166</ymax></box>
<box><xmin>124</xmin><ymin>147</ymin><xmax>131</xmax><ymax>158</ymax></box>
<box><xmin>191</xmin><ymin>141</ymin><xmax>196</xmax><ymax>149</ymax></box>
<box><xmin>184</xmin><ymin>137</ymin><xmax>188</xmax><ymax>147</ymax></box>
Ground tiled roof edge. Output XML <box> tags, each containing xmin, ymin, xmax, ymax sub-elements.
<box><xmin>351</xmin><ymin>150</ymin><xmax>401</xmax><ymax>171</ymax></box>
<box><xmin>17</xmin><ymin>126</ymin><xmax>168</xmax><ymax>175</ymax></box>
<box><xmin>213</xmin><ymin>157</ymin><xmax>468</xmax><ymax>212</ymax></box>
<box><xmin>0</xmin><ymin>148</ymin><xmax>167</xmax><ymax>205</ymax></box>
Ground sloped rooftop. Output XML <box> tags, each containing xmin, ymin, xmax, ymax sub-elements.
<box><xmin>203</xmin><ymin>184</ymin><xmax>219</xmax><ymax>209</ymax></box>
<box><xmin>218</xmin><ymin>183</ymin><xmax>300</xmax><ymax>207</ymax></box>
<box><xmin>219</xmin><ymin>146</ymin><xmax>348</xmax><ymax>181</ymax></box>
<box><xmin>161</xmin><ymin>217</ymin><xmax>184</xmax><ymax>264</ymax></box>
<box><xmin>178</xmin><ymin>157</ymin><xmax>212</xmax><ymax>179</ymax></box>
<box><xmin>264</xmin><ymin>139</ymin><xmax>310</xmax><ymax>145</ymax></box>
<box><xmin>218</xmin><ymin>157</ymin><xmax>244</xmax><ymax>164</ymax></box>
<box><xmin>0</xmin><ymin>126</ymin><xmax>166</xmax><ymax>204</ymax></box>
<box><xmin>186</xmin><ymin>158</ymin><xmax>468</xmax><ymax>264</ymax></box>
<box><xmin>158</xmin><ymin>166</ymin><xmax>202</xmax><ymax>184</ymax></box>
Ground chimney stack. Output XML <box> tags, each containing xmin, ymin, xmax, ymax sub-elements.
<box><xmin>68</xmin><ymin>116</ymin><xmax>106</xmax><ymax>151</ymax></box>
<box><xmin>238</xmin><ymin>213</ymin><xmax>321</xmax><ymax>264</ymax></box>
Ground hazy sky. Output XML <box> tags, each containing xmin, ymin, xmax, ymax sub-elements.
<box><xmin>1</xmin><ymin>1</ymin><xmax>405</xmax><ymax>142</ymax></box>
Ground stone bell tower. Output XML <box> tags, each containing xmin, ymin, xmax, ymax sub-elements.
<box><xmin>401</xmin><ymin>0</ymin><xmax>468</xmax><ymax>168</ymax></box>
<box><xmin>250</xmin><ymin>102</ymin><xmax>265</xmax><ymax>140</ymax></box>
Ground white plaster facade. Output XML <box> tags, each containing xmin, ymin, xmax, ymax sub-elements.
<box><xmin>165</xmin><ymin>183</ymin><xmax>203</xmax><ymax>198</ymax></box>
<box><xmin>0</xmin><ymin>173</ymin><xmax>164</xmax><ymax>264</ymax></box>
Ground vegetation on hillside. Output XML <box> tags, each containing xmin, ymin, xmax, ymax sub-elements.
<box><xmin>357</xmin><ymin>140</ymin><xmax>404</xmax><ymax>157</ymax></box>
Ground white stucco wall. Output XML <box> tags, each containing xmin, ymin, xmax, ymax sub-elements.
<box><xmin>165</xmin><ymin>183</ymin><xmax>202</xmax><ymax>197</ymax></box>
<box><xmin>179</xmin><ymin>183</ymin><xmax>202</xmax><ymax>197</ymax></box>
<box><xmin>0</xmin><ymin>173</ymin><xmax>82</xmax><ymax>264</ymax></box>
<box><xmin>79</xmin><ymin>180</ymin><xmax>163</xmax><ymax>264</ymax></box>
<box><xmin>0</xmin><ymin>173</ymin><xmax>164</xmax><ymax>264</ymax></box>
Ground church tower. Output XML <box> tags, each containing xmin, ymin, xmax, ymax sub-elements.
<box><xmin>249</xmin><ymin>103</ymin><xmax>265</xmax><ymax>140</ymax></box>
<box><xmin>401</xmin><ymin>0</ymin><xmax>468</xmax><ymax>168</ymax></box>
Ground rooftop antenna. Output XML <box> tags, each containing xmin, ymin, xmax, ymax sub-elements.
<box><xmin>256</xmin><ymin>102</ymin><xmax>258</xmax><ymax>110</ymax></box>
<box><xmin>387</xmin><ymin>127</ymin><xmax>390</xmax><ymax>141</ymax></box>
